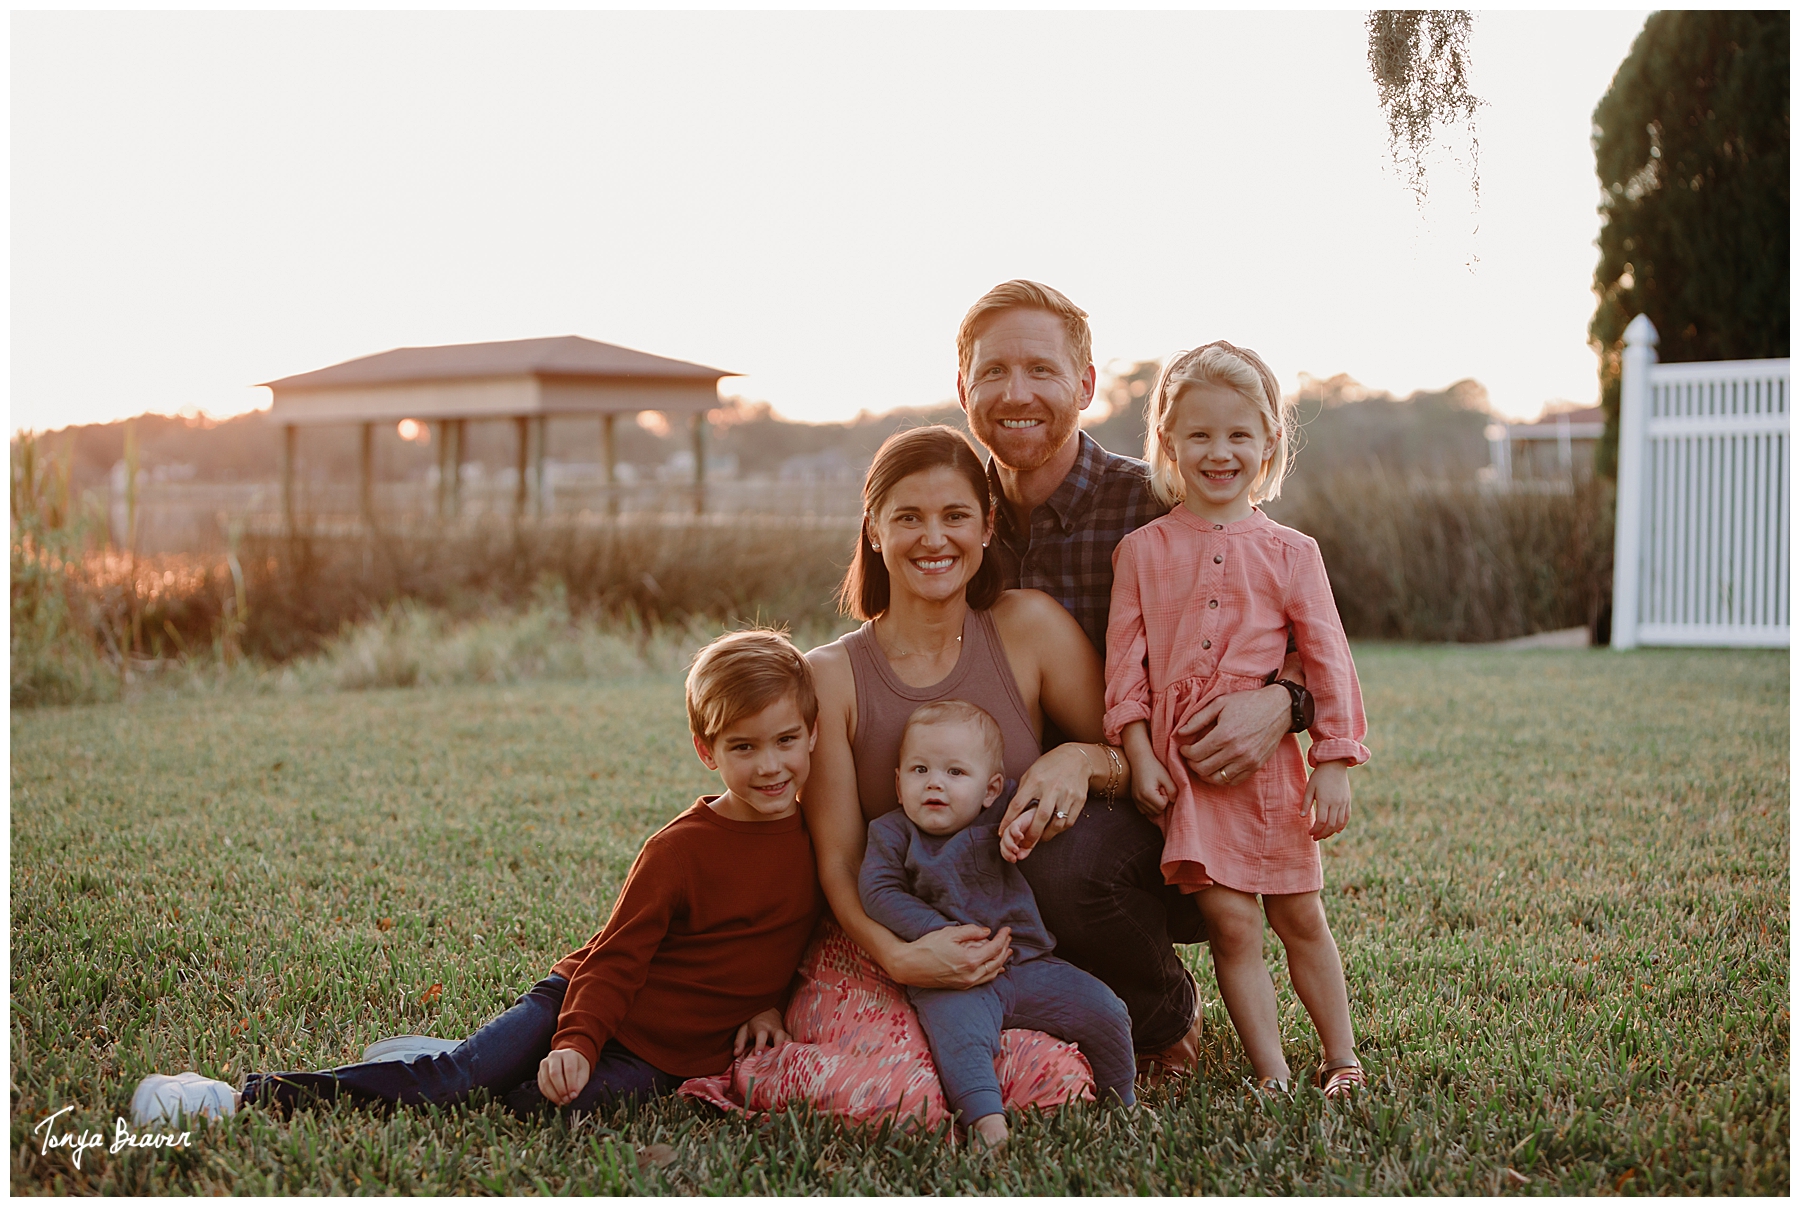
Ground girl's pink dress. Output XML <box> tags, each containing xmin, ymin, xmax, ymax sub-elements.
<box><xmin>678</xmin><ymin>919</ymin><xmax>1096</xmax><ymax>1126</ymax></box>
<box><xmin>1102</xmin><ymin>507</ymin><xmax>1370</xmax><ymax>896</ymax></box>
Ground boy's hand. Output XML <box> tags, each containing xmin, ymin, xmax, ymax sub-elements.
<box><xmin>1303</xmin><ymin>760</ymin><xmax>1352</xmax><ymax>840</ymax></box>
<box><xmin>1002</xmin><ymin>744</ymin><xmax>1095</xmax><ymax>859</ymax></box>
<box><xmin>537</xmin><ymin>1047</ymin><xmax>591</xmax><ymax>1107</ymax></box>
<box><xmin>1122</xmin><ymin>723</ymin><xmax>1176</xmax><ymax>819</ymax></box>
<box><xmin>999</xmin><ymin>806</ymin><xmax>1037</xmax><ymax>863</ymax></box>
<box><xmin>733</xmin><ymin>1007</ymin><xmax>791</xmax><ymax>1057</ymax></box>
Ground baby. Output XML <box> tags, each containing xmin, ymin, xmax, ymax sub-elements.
<box><xmin>858</xmin><ymin>700</ymin><xmax>1136</xmax><ymax>1147</ymax></box>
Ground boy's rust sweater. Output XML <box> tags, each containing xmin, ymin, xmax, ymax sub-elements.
<box><xmin>548</xmin><ymin>798</ymin><xmax>821</xmax><ymax>1077</ymax></box>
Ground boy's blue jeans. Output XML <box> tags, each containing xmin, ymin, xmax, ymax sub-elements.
<box><xmin>241</xmin><ymin>975</ymin><xmax>681</xmax><ymax>1116</ymax></box>
<box><xmin>909</xmin><ymin>955</ymin><xmax>1138</xmax><ymax>1123</ymax></box>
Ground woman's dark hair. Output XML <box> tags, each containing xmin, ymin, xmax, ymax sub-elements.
<box><xmin>836</xmin><ymin>425</ymin><xmax>1002</xmax><ymax>620</ymax></box>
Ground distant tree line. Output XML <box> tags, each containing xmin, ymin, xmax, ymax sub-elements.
<box><xmin>12</xmin><ymin>401</ymin><xmax>975</xmax><ymax>499</ymax></box>
<box><xmin>20</xmin><ymin>366</ymin><xmax>1499</xmax><ymax>503</ymax></box>
<box><xmin>1080</xmin><ymin>362</ymin><xmax>1494</xmax><ymax>489</ymax></box>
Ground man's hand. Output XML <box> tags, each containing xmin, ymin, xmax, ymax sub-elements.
<box><xmin>1303</xmin><ymin>760</ymin><xmax>1352</xmax><ymax>840</ymax></box>
<box><xmin>733</xmin><ymin>1006</ymin><xmax>792</xmax><ymax>1058</ymax></box>
<box><xmin>537</xmin><ymin>1047</ymin><xmax>591</xmax><ymax>1107</ymax></box>
<box><xmin>1177</xmin><ymin>684</ymin><xmax>1291</xmax><ymax>786</ymax></box>
<box><xmin>1121</xmin><ymin>722</ymin><xmax>1176</xmax><ymax>819</ymax></box>
<box><xmin>998</xmin><ymin>744</ymin><xmax>1094</xmax><ymax>862</ymax></box>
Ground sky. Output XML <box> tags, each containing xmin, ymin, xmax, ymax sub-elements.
<box><xmin>11</xmin><ymin>9</ymin><xmax>1651</xmax><ymax>435</ymax></box>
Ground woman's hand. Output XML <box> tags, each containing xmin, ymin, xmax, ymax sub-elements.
<box><xmin>733</xmin><ymin>1007</ymin><xmax>792</xmax><ymax>1057</ymax></box>
<box><xmin>537</xmin><ymin>1047</ymin><xmax>591</xmax><ymax>1107</ymax></box>
<box><xmin>888</xmin><ymin>924</ymin><xmax>1013</xmax><ymax>989</ymax></box>
<box><xmin>1303</xmin><ymin>760</ymin><xmax>1352</xmax><ymax>840</ymax></box>
<box><xmin>998</xmin><ymin>743</ymin><xmax>1095</xmax><ymax>862</ymax></box>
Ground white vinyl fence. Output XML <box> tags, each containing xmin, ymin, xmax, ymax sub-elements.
<box><xmin>1611</xmin><ymin>314</ymin><xmax>1790</xmax><ymax>648</ymax></box>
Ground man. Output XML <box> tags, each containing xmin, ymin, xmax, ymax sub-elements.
<box><xmin>955</xmin><ymin>279</ymin><xmax>1308</xmax><ymax>1077</ymax></box>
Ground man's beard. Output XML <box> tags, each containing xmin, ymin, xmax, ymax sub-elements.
<box><xmin>969</xmin><ymin>405</ymin><xmax>1081</xmax><ymax>474</ymax></box>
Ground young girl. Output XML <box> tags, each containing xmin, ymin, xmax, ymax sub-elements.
<box><xmin>1101</xmin><ymin>341</ymin><xmax>1370</xmax><ymax>1097</ymax></box>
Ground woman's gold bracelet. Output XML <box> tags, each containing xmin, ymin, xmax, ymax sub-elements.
<box><xmin>1099</xmin><ymin>743</ymin><xmax>1124</xmax><ymax>804</ymax></box>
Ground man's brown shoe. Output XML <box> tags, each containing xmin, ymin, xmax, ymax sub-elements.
<box><xmin>1135</xmin><ymin>1011</ymin><xmax>1203</xmax><ymax>1085</ymax></box>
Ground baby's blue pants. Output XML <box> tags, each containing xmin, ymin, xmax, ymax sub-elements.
<box><xmin>909</xmin><ymin>955</ymin><xmax>1137</xmax><ymax>1123</ymax></box>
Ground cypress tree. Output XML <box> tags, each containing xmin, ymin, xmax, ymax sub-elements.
<box><xmin>1589</xmin><ymin>11</ymin><xmax>1789</xmax><ymax>477</ymax></box>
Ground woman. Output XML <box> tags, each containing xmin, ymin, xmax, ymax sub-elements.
<box><xmin>681</xmin><ymin>426</ymin><xmax>1143</xmax><ymax>1126</ymax></box>
<box><xmin>805</xmin><ymin>427</ymin><xmax>1120</xmax><ymax>987</ymax></box>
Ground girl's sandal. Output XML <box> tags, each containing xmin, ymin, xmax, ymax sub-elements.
<box><xmin>1315</xmin><ymin>1057</ymin><xmax>1366</xmax><ymax>1099</ymax></box>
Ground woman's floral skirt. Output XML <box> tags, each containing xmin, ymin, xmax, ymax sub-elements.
<box><xmin>678</xmin><ymin>918</ymin><xmax>1095</xmax><ymax>1127</ymax></box>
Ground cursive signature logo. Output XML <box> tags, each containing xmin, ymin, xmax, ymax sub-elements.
<box><xmin>34</xmin><ymin>1105</ymin><xmax>192</xmax><ymax>1169</ymax></box>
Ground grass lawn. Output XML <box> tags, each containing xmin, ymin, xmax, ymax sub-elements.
<box><xmin>10</xmin><ymin>644</ymin><xmax>1788</xmax><ymax>1194</ymax></box>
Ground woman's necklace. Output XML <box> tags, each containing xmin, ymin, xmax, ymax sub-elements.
<box><xmin>876</xmin><ymin>621</ymin><xmax>961</xmax><ymax>661</ymax></box>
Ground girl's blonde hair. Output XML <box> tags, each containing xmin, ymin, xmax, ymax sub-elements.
<box><xmin>1142</xmin><ymin>341</ymin><xmax>1294</xmax><ymax>510</ymax></box>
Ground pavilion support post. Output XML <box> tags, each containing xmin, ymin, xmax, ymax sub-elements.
<box><xmin>280</xmin><ymin>424</ymin><xmax>298</xmax><ymax>536</ymax></box>
<box><xmin>448</xmin><ymin>419</ymin><xmax>466</xmax><ymax>519</ymax></box>
<box><xmin>433</xmin><ymin>421</ymin><xmax>450</xmax><ymax>519</ymax></box>
<box><xmin>358</xmin><ymin>422</ymin><xmax>375</xmax><ymax>530</ymax></box>
<box><xmin>513</xmin><ymin>416</ymin><xmax>530</xmax><ymax>519</ymax></box>
<box><xmin>690</xmin><ymin>412</ymin><xmax>707</xmax><ymax>516</ymax></box>
<box><xmin>601</xmin><ymin>413</ymin><xmax>619</xmax><ymax>518</ymax></box>
<box><xmin>534</xmin><ymin>415</ymin><xmax>548</xmax><ymax>517</ymax></box>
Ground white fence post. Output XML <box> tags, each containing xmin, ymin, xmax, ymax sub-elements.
<box><xmin>1611</xmin><ymin>314</ymin><xmax>1658</xmax><ymax>650</ymax></box>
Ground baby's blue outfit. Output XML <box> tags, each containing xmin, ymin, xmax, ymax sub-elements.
<box><xmin>859</xmin><ymin>784</ymin><xmax>1137</xmax><ymax>1121</ymax></box>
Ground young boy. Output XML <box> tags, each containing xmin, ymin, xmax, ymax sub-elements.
<box><xmin>132</xmin><ymin>629</ymin><xmax>823</xmax><ymax>1124</ymax></box>
<box><xmin>857</xmin><ymin>700</ymin><xmax>1136</xmax><ymax>1149</ymax></box>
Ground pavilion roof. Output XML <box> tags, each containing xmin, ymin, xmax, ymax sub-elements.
<box><xmin>260</xmin><ymin>336</ymin><xmax>737</xmax><ymax>391</ymax></box>
<box><xmin>1514</xmin><ymin>406</ymin><xmax>1604</xmax><ymax>428</ymax></box>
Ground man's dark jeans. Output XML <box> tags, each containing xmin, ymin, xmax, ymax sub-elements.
<box><xmin>241</xmin><ymin>975</ymin><xmax>681</xmax><ymax>1117</ymax></box>
<box><xmin>1015</xmin><ymin>796</ymin><xmax>1207</xmax><ymax>1053</ymax></box>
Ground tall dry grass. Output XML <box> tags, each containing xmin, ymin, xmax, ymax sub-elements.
<box><xmin>232</xmin><ymin>518</ymin><xmax>857</xmax><ymax>662</ymax></box>
<box><xmin>12</xmin><ymin>432</ymin><xmax>275</xmax><ymax>705</ymax></box>
<box><xmin>9</xmin><ymin>506</ymin><xmax>863</xmax><ymax>704</ymax></box>
<box><xmin>12</xmin><ymin>456</ymin><xmax>1616</xmax><ymax>707</ymax></box>
<box><xmin>1267</xmin><ymin>471</ymin><xmax>1614</xmax><ymax>643</ymax></box>
<box><xmin>12</xmin><ymin>435</ymin><xmax>109</xmax><ymax>706</ymax></box>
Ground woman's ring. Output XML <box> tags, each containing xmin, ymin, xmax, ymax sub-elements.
<box><xmin>1054</xmin><ymin>808</ymin><xmax>1069</xmax><ymax>821</ymax></box>
<box><xmin>1218</xmin><ymin>769</ymin><xmax>1230</xmax><ymax>782</ymax></box>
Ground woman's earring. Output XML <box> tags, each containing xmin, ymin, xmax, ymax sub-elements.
<box><xmin>870</xmin><ymin>542</ymin><xmax>881</xmax><ymax>552</ymax></box>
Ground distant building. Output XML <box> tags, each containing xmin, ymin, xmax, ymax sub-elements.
<box><xmin>1483</xmin><ymin>406</ymin><xmax>1604</xmax><ymax>487</ymax></box>
<box><xmin>260</xmin><ymin>335</ymin><xmax>736</xmax><ymax>524</ymax></box>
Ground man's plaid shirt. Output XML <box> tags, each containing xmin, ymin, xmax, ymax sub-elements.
<box><xmin>986</xmin><ymin>430</ymin><xmax>1164</xmax><ymax>659</ymax></box>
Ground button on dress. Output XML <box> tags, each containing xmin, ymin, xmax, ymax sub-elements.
<box><xmin>1103</xmin><ymin>507</ymin><xmax>1370</xmax><ymax>896</ymax></box>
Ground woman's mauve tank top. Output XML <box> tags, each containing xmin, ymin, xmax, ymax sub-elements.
<box><xmin>845</xmin><ymin>608</ymin><xmax>1043</xmax><ymax>823</ymax></box>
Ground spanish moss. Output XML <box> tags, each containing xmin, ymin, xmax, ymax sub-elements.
<box><xmin>1366</xmin><ymin>10</ymin><xmax>1484</xmax><ymax>210</ymax></box>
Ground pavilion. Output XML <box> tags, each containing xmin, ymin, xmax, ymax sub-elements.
<box><xmin>259</xmin><ymin>335</ymin><xmax>737</xmax><ymax>527</ymax></box>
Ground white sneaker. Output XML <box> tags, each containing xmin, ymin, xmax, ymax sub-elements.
<box><xmin>359</xmin><ymin>1035</ymin><xmax>460</xmax><ymax>1064</ymax></box>
<box><xmin>130</xmin><ymin>1072</ymin><xmax>239</xmax><ymax>1126</ymax></box>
